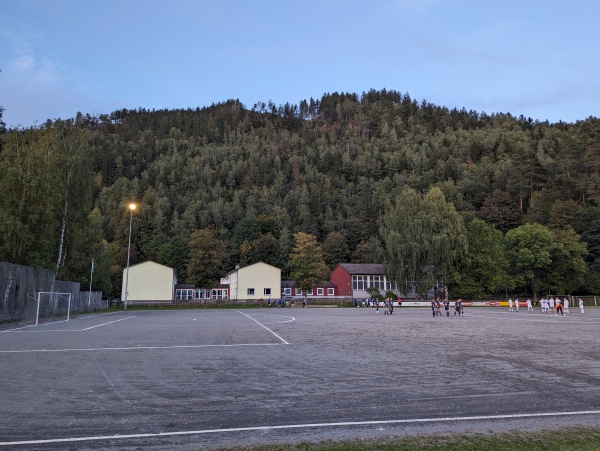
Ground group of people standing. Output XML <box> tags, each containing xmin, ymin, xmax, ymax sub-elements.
<box><xmin>431</xmin><ymin>298</ymin><xmax>463</xmax><ymax>317</ymax></box>
<box><xmin>508</xmin><ymin>297</ymin><xmax>585</xmax><ymax>315</ymax></box>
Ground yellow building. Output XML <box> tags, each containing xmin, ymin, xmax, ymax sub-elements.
<box><xmin>121</xmin><ymin>261</ymin><xmax>177</xmax><ymax>303</ymax></box>
<box><xmin>221</xmin><ymin>262</ymin><xmax>281</xmax><ymax>300</ymax></box>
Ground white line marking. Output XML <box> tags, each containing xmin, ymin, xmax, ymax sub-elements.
<box><xmin>238</xmin><ymin>311</ymin><xmax>290</xmax><ymax>344</ymax></box>
<box><xmin>1</xmin><ymin>410</ymin><xmax>599</xmax><ymax>446</ymax></box>
<box><xmin>0</xmin><ymin>343</ymin><xmax>283</xmax><ymax>354</ymax></box>
<box><xmin>81</xmin><ymin>316</ymin><xmax>136</xmax><ymax>330</ymax></box>
<box><xmin>246</xmin><ymin>314</ymin><xmax>296</xmax><ymax>324</ymax></box>
<box><xmin>465</xmin><ymin>313</ymin><xmax>600</xmax><ymax>324</ymax></box>
<box><xmin>0</xmin><ymin>318</ymin><xmax>69</xmax><ymax>333</ymax></box>
<box><xmin>5</xmin><ymin>316</ymin><xmax>137</xmax><ymax>333</ymax></box>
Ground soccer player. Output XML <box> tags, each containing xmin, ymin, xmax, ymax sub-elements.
<box><xmin>508</xmin><ymin>298</ymin><xmax>514</xmax><ymax>312</ymax></box>
<box><xmin>579</xmin><ymin>298</ymin><xmax>585</xmax><ymax>314</ymax></box>
<box><xmin>564</xmin><ymin>298</ymin><xmax>570</xmax><ymax>314</ymax></box>
<box><xmin>555</xmin><ymin>298</ymin><xmax>564</xmax><ymax>316</ymax></box>
<box><xmin>455</xmin><ymin>299</ymin><xmax>463</xmax><ymax>316</ymax></box>
<box><xmin>515</xmin><ymin>298</ymin><xmax>520</xmax><ymax>312</ymax></box>
<box><xmin>526</xmin><ymin>298</ymin><xmax>533</xmax><ymax>312</ymax></box>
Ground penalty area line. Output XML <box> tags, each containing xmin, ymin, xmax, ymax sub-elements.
<box><xmin>1</xmin><ymin>410</ymin><xmax>599</xmax><ymax>447</ymax></box>
<box><xmin>238</xmin><ymin>311</ymin><xmax>290</xmax><ymax>344</ymax></box>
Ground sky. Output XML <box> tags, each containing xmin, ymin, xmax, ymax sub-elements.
<box><xmin>1</xmin><ymin>0</ymin><xmax>599</xmax><ymax>128</ymax></box>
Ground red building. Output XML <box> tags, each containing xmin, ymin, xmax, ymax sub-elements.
<box><xmin>281</xmin><ymin>280</ymin><xmax>337</xmax><ymax>299</ymax></box>
<box><xmin>330</xmin><ymin>263</ymin><xmax>400</xmax><ymax>299</ymax></box>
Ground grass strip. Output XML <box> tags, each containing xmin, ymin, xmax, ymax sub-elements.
<box><xmin>232</xmin><ymin>427</ymin><xmax>600</xmax><ymax>451</ymax></box>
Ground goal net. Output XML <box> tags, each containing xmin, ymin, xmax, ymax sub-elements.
<box><xmin>20</xmin><ymin>292</ymin><xmax>73</xmax><ymax>326</ymax></box>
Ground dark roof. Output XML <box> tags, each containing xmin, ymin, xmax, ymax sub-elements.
<box><xmin>175</xmin><ymin>283</ymin><xmax>228</xmax><ymax>290</ymax></box>
<box><xmin>337</xmin><ymin>263</ymin><xmax>385</xmax><ymax>275</ymax></box>
<box><xmin>175</xmin><ymin>284</ymin><xmax>195</xmax><ymax>289</ymax></box>
<box><xmin>282</xmin><ymin>280</ymin><xmax>336</xmax><ymax>288</ymax></box>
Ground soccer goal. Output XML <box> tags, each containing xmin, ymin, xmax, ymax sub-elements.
<box><xmin>22</xmin><ymin>292</ymin><xmax>73</xmax><ymax>326</ymax></box>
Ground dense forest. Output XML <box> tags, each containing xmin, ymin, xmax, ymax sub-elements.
<box><xmin>1</xmin><ymin>89</ymin><xmax>599</xmax><ymax>299</ymax></box>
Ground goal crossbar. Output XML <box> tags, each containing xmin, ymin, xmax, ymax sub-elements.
<box><xmin>35</xmin><ymin>292</ymin><xmax>72</xmax><ymax>326</ymax></box>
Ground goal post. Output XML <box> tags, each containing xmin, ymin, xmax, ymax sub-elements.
<box><xmin>34</xmin><ymin>292</ymin><xmax>72</xmax><ymax>325</ymax></box>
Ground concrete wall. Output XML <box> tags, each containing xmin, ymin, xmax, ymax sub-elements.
<box><xmin>0</xmin><ymin>261</ymin><xmax>104</xmax><ymax>324</ymax></box>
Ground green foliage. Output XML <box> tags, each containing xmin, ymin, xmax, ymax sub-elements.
<box><xmin>365</xmin><ymin>286</ymin><xmax>383</xmax><ymax>300</ymax></box>
<box><xmin>288</xmin><ymin>232</ymin><xmax>329</xmax><ymax>297</ymax></box>
<box><xmin>459</xmin><ymin>218</ymin><xmax>510</xmax><ymax>295</ymax></box>
<box><xmin>322</xmin><ymin>232</ymin><xmax>350</xmax><ymax>270</ymax></box>
<box><xmin>544</xmin><ymin>228</ymin><xmax>588</xmax><ymax>294</ymax></box>
<box><xmin>504</xmin><ymin>223</ymin><xmax>554</xmax><ymax>298</ymax></box>
<box><xmin>187</xmin><ymin>227</ymin><xmax>227</xmax><ymax>288</ymax></box>
<box><xmin>2</xmin><ymin>92</ymin><xmax>600</xmax><ymax>298</ymax></box>
<box><xmin>351</xmin><ymin>237</ymin><xmax>383</xmax><ymax>264</ymax></box>
<box><xmin>479</xmin><ymin>189</ymin><xmax>522</xmax><ymax>233</ymax></box>
<box><xmin>0</xmin><ymin>127</ymin><xmax>94</xmax><ymax>273</ymax></box>
<box><xmin>381</xmin><ymin>187</ymin><xmax>467</xmax><ymax>295</ymax></box>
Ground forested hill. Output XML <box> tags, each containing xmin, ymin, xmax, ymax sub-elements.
<box><xmin>1</xmin><ymin>89</ymin><xmax>599</xmax><ymax>298</ymax></box>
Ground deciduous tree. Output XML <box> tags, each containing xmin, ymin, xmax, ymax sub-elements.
<box><xmin>187</xmin><ymin>227</ymin><xmax>226</xmax><ymax>289</ymax></box>
<box><xmin>288</xmin><ymin>232</ymin><xmax>329</xmax><ymax>302</ymax></box>
<box><xmin>504</xmin><ymin>223</ymin><xmax>554</xmax><ymax>299</ymax></box>
<box><xmin>382</xmin><ymin>187</ymin><xmax>467</xmax><ymax>296</ymax></box>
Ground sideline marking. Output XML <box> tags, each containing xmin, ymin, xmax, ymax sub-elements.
<box><xmin>465</xmin><ymin>313</ymin><xmax>600</xmax><ymax>324</ymax></box>
<box><xmin>0</xmin><ymin>343</ymin><xmax>282</xmax><ymax>354</ymax></box>
<box><xmin>1</xmin><ymin>410</ymin><xmax>599</xmax><ymax>447</ymax></box>
<box><xmin>238</xmin><ymin>311</ymin><xmax>290</xmax><ymax>344</ymax></box>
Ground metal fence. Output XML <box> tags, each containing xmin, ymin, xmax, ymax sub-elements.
<box><xmin>0</xmin><ymin>261</ymin><xmax>105</xmax><ymax>324</ymax></box>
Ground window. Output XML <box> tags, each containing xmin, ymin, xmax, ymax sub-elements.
<box><xmin>284</xmin><ymin>288</ymin><xmax>292</xmax><ymax>295</ymax></box>
<box><xmin>264</xmin><ymin>288</ymin><xmax>271</xmax><ymax>296</ymax></box>
<box><xmin>317</xmin><ymin>288</ymin><xmax>324</xmax><ymax>296</ymax></box>
<box><xmin>176</xmin><ymin>289</ymin><xmax>193</xmax><ymax>301</ymax></box>
<box><xmin>371</xmin><ymin>276</ymin><xmax>384</xmax><ymax>289</ymax></box>
<box><xmin>307</xmin><ymin>289</ymin><xmax>313</xmax><ymax>296</ymax></box>
<box><xmin>212</xmin><ymin>289</ymin><xmax>227</xmax><ymax>300</ymax></box>
<box><xmin>247</xmin><ymin>288</ymin><xmax>255</xmax><ymax>296</ymax></box>
<box><xmin>352</xmin><ymin>275</ymin><xmax>365</xmax><ymax>290</ymax></box>
<box><xmin>295</xmin><ymin>288</ymin><xmax>302</xmax><ymax>295</ymax></box>
<box><xmin>194</xmin><ymin>290</ymin><xmax>203</xmax><ymax>300</ymax></box>
<box><xmin>327</xmin><ymin>288</ymin><xmax>335</xmax><ymax>296</ymax></box>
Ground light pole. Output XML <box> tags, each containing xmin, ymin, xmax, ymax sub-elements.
<box><xmin>124</xmin><ymin>202</ymin><xmax>137</xmax><ymax>310</ymax></box>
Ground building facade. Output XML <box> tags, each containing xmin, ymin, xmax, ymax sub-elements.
<box><xmin>221</xmin><ymin>262</ymin><xmax>281</xmax><ymax>300</ymax></box>
<box><xmin>121</xmin><ymin>261</ymin><xmax>177</xmax><ymax>303</ymax></box>
<box><xmin>330</xmin><ymin>263</ymin><xmax>400</xmax><ymax>300</ymax></box>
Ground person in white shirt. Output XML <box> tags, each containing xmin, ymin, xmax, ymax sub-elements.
<box><xmin>541</xmin><ymin>298</ymin><xmax>548</xmax><ymax>313</ymax></box>
<box><xmin>564</xmin><ymin>298</ymin><xmax>569</xmax><ymax>314</ymax></box>
<box><xmin>579</xmin><ymin>298</ymin><xmax>585</xmax><ymax>314</ymax></box>
<box><xmin>526</xmin><ymin>298</ymin><xmax>533</xmax><ymax>312</ymax></box>
<box><xmin>508</xmin><ymin>298</ymin><xmax>513</xmax><ymax>312</ymax></box>
<box><xmin>515</xmin><ymin>298</ymin><xmax>520</xmax><ymax>312</ymax></box>
<box><xmin>549</xmin><ymin>297</ymin><xmax>555</xmax><ymax>311</ymax></box>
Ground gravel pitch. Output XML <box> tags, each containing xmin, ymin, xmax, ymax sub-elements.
<box><xmin>1</xmin><ymin>306</ymin><xmax>599</xmax><ymax>449</ymax></box>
